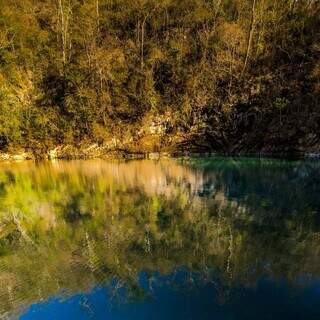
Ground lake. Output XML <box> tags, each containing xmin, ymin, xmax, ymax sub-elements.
<box><xmin>0</xmin><ymin>157</ymin><xmax>320</xmax><ymax>320</ymax></box>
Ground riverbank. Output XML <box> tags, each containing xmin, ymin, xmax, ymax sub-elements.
<box><xmin>0</xmin><ymin>1</ymin><xmax>319</xmax><ymax>165</ymax></box>
<box><xmin>1</xmin><ymin>144</ymin><xmax>320</xmax><ymax>162</ymax></box>
<box><xmin>0</xmin><ymin>147</ymin><xmax>208</xmax><ymax>162</ymax></box>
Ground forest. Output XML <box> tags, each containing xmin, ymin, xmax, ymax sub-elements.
<box><xmin>0</xmin><ymin>0</ymin><xmax>319</xmax><ymax>156</ymax></box>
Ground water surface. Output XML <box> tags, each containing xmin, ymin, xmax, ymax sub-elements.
<box><xmin>0</xmin><ymin>157</ymin><xmax>320</xmax><ymax>319</ymax></box>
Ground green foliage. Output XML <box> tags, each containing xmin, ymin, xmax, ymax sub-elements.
<box><xmin>0</xmin><ymin>0</ymin><xmax>319</xmax><ymax>152</ymax></box>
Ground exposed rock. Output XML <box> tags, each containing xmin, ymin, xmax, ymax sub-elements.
<box><xmin>0</xmin><ymin>152</ymin><xmax>33</xmax><ymax>161</ymax></box>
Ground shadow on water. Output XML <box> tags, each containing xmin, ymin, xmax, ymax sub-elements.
<box><xmin>0</xmin><ymin>158</ymin><xmax>319</xmax><ymax>319</ymax></box>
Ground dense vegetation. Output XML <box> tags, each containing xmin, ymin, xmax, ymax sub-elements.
<box><xmin>0</xmin><ymin>158</ymin><xmax>320</xmax><ymax>316</ymax></box>
<box><xmin>0</xmin><ymin>0</ymin><xmax>319</xmax><ymax>155</ymax></box>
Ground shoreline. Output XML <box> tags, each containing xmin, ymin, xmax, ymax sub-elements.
<box><xmin>1</xmin><ymin>147</ymin><xmax>320</xmax><ymax>162</ymax></box>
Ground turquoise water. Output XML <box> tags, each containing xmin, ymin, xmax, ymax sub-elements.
<box><xmin>0</xmin><ymin>158</ymin><xmax>320</xmax><ymax>319</ymax></box>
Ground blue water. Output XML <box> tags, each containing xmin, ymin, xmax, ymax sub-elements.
<box><xmin>21</xmin><ymin>272</ymin><xmax>320</xmax><ymax>320</ymax></box>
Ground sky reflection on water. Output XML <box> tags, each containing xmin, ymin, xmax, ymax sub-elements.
<box><xmin>21</xmin><ymin>271</ymin><xmax>320</xmax><ymax>320</ymax></box>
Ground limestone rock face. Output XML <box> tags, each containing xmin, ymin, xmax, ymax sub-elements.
<box><xmin>0</xmin><ymin>152</ymin><xmax>33</xmax><ymax>161</ymax></box>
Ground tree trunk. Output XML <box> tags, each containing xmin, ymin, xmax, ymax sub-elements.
<box><xmin>136</xmin><ymin>19</ymin><xmax>140</xmax><ymax>48</ymax></box>
<box><xmin>140</xmin><ymin>5</ymin><xmax>159</xmax><ymax>69</ymax></box>
<box><xmin>58</xmin><ymin>0</ymin><xmax>65</xmax><ymax>65</ymax></box>
<box><xmin>141</xmin><ymin>16</ymin><xmax>147</xmax><ymax>69</ymax></box>
<box><xmin>241</xmin><ymin>0</ymin><xmax>256</xmax><ymax>78</ymax></box>
<box><xmin>96</xmin><ymin>0</ymin><xmax>100</xmax><ymax>32</ymax></box>
<box><xmin>57</xmin><ymin>0</ymin><xmax>69</xmax><ymax>66</ymax></box>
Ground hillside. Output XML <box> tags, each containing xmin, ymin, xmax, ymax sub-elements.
<box><xmin>0</xmin><ymin>0</ymin><xmax>319</xmax><ymax>157</ymax></box>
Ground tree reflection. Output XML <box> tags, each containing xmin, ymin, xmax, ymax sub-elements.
<box><xmin>0</xmin><ymin>158</ymin><xmax>320</xmax><ymax>318</ymax></box>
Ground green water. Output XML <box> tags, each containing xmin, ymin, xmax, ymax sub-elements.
<box><xmin>0</xmin><ymin>158</ymin><xmax>320</xmax><ymax>319</ymax></box>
